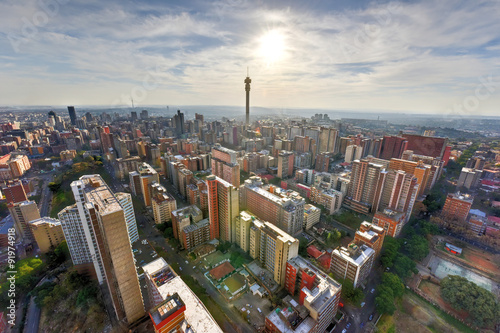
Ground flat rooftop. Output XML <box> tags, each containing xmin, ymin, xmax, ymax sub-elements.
<box><xmin>79</xmin><ymin>175</ymin><xmax>121</xmax><ymax>215</ymax></box>
<box><xmin>143</xmin><ymin>258</ymin><xmax>223</xmax><ymax>333</ymax></box>
<box><xmin>150</xmin><ymin>293</ymin><xmax>185</xmax><ymax>326</ymax></box>
<box><xmin>333</xmin><ymin>243</ymin><xmax>375</xmax><ymax>266</ymax></box>
<box><xmin>266</xmin><ymin>308</ymin><xmax>316</xmax><ymax>333</ymax></box>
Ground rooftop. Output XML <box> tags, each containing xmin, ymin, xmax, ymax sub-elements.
<box><xmin>209</xmin><ymin>261</ymin><xmax>235</xmax><ymax>280</ymax></box>
<box><xmin>29</xmin><ymin>217</ymin><xmax>61</xmax><ymax>228</ymax></box>
<box><xmin>333</xmin><ymin>243</ymin><xmax>375</xmax><ymax>266</ymax></box>
<box><xmin>287</xmin><ymin>256</ymin><xmax>341</xmax><ymax>313</ymax></box>
<box><xmin>150</xmin><ymin>293</ymin><xmax>185</xmax><ymax>326</ymax></box>
<box><xmin>79</xmin><ymin>175</ymin><xmax>121</xmax><ymax>215</ymax></box>
<box><xmin>143</xmin><ymin>258</ymin><xmax>223</xmax><ymax>333</ymax></box>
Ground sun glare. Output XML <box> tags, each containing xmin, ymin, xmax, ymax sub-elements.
<box><xmin>258</xmin><ymin>30</ymin><xmax>286</xmax><ymax>65</ymax></box>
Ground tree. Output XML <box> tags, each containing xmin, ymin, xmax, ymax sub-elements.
<box><xmin>441</xmin><ymin>275</ymin><xmax>500</xmax><ymax>327</ymax></box>
<box><xmin>298</xmin><ymin>236</ymin><xmax>308</xmax><ymax>256</ymax></box>
<box><xmin>392</xmin><ymin>254</ymin><xmax>417</xmax><ymax>279</ymax></box>
<box><xmin>375</xmin><ymin>292</ymin><xmax>397</xmax><ymax>315</ymax></box>
<box><xmin>339</xmin><ymin>279</ymin><xmax>364</xmax><ymax>304</ymax></box>
<box><xmin>405</xmin><ymin>235</ymin><xmax>429</xmax><ymax>261</ymax></box>
<box><xmin>163</xmin><ymin>227</ymin><xmax>174</xmax><ymax>239</ymax></box>
<box><xmin>48</xmin><ymin>182</ymin><xmax>62</xmax><ymax>193</ymax></box>
<box><xmin>381</xmin><ymin>273</ymin><xmax>404</xmax><ymax>298</ymax></box>
<box><xmin>380</xmin><ymin>236</ymin><xmax>400</xmax><ymax>268</ymax></box>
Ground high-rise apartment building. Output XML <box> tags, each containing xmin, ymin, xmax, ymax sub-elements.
<box><xmin>207</xmin><ymin>175</ymin><xmax>239</xmax><ymax>242</ymax></box>
<box><xmin>115</xmin><ymin>192</ymin><xmax>139</xmax><ymax>244</ymax></box>
<box><xmin>181</xmin><ymin>218</ymin><xmax>210</xmax><ymax>251</ymax></box>
<box><xmin>310</xmin><ymin>186</ymin><xmax>343</xmax><ymax>215</ymax></box>
<box><xmin>235</xmin><ymin>211</ymin><xmax>254</xmax><ymax>252</ymax></box>
<box><xmin>314</xmin><ymin>152</ymin><xmax>331</xmax><ymax>173</ymax></box>
<box><xmin>330</xmin><ymin>243</ymin><xmax>375</xmax><ymax>288</ymax></box>
<box><xmin>372</xmin><ymin>209</ymin><xmax>406</xmax><ymax>237</ymax></box>
<box><xmin>240</xmin><ymin>177</ymin><xmax>305</xmax><ymax>235</ymax></box>
<box><xmin>129</xmin><ymin>162</ymin><xmax>159</xmax><ymax>206</ymax></box>
<box><xmin>60</xmin><ymin>175</ymin><xmax>144</xmax><ymax>323</ymax></box>
<box><xmin>388</xmin><ymin>158</ymin><xmax>431</xmax><ymax>197</ymax></box>
<box><xmin>441</xmin><ymin>193</ymin><xmax>473</xmax><ymax>223</ymax></box>
<box><xmin>152</xmin><ymin>191</ymin><xmax>177</xmax><ymax>225</ymax></box>
<box><xmin>249</xmin><ymin>220</ymin><xmax>299</xmax><ymax>286</ymax></box>
<box><xmin>211</xmin><ymin>145</ymin><xmax>240</xmax><ymax>187</ymax></box>
<box><xmin>344</xmin><ymin>159</ymin><xmax>386</xmax><ymax>214</ymax></box>
<box><xmin>8</xmin><ymin>200</ymin><xmax>40</xmax><ymax>242</ymax></box>
<box><xmin>378</xmin><ymin>169</ymin><xmax>419</xmax><ymax>223</ymax></box>
<box><xmin>278</xmin><ymin>151</ymin><xmax>295</xmax><ymax>179</ymax></box>
<box><xmin>345</xmin><ymin>144</ymin><xmax>363</xmax><ymax>163</ymax></box>
<box><xmin>29</xmin><ymin>217</ymin><xmax>65</xmax><ymax>253</ymax></box>
<box><xmin>457</xmin><ymin>168</ymin><xmax>482</xmax><ymax>190</ymax></box>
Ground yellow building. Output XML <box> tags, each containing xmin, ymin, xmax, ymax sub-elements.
<box><xmin>29</xmin><ymin>217</ymin><xmax>65</xmax><ymax>253</ymax></box>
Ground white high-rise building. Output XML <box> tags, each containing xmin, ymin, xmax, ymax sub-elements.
<box><xmin>116</xmin><ymin>192</ymin><xmax>139</xmax><ymax>244</ymax></box>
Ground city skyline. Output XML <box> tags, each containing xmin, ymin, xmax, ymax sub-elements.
<box><xmin>0</xmin><ymin>0</ymin><xmax>499</xmax><ymax>115</ymax></box>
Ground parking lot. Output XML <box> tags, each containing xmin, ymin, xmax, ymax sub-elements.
<box><xmin>232</xmin><ymin>291</ymin><xmax>272</xmax><ymax>332</ymax></box>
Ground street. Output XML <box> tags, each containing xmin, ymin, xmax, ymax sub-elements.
<box><xmin>136</xmin><ymin>208</ymin><xmax>255</xmax><ymax>333</ymax></box>
<box><xmin>23</xmin><ymin>296</ymin><xmax>41</xmax><ymax>333</ymax></box>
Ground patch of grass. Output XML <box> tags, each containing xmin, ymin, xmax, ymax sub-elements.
<box><xmin>333</xmin><ymin>210</ymin><xmax>367</xmax><ymax>230</ymax></box>
<box><xmin>405</xmin><ymin>290</ymin><xmax>476</xmax><ymax>333</ymax></box>
<box><xmin>50</xmin><ymin>191</ymin><xmax>75</xmax><ymax>218</ymax></box>
<box><xmin>377</xmin><ymin>314</ymin><xmax>395</xmax><ymax>333</ymax></box>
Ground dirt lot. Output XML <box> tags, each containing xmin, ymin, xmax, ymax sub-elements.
<box><xmin>418</xmin><ymin>280</ymin><xmax>469</xmax><ymax>321</ymax></box>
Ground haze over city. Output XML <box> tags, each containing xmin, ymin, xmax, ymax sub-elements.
<box><xmin>1</xmin><ymin>0</ymin><xmax>500</xmax><ymax>115</ymax></box>
<box><xmin>1</xmin><ymin>1</ymin><xmax>500</xmax><ymax>333</ymax></box>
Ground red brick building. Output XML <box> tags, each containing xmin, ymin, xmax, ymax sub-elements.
<box><xmin>441</xmin><ymin>193</ymin><xmax>473</xmax><ymax>223</ymax></box>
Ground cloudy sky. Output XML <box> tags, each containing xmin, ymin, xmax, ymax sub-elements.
<box><xmin>1</xmin><ymin>0</ymin><xmax>499</xmax><ymax>115</ymax></box>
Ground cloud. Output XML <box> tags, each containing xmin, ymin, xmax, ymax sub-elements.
<box><xmin>0</xmin><ymin>0</ymin><xmax>499</xmax><ymax>115</ymax></box>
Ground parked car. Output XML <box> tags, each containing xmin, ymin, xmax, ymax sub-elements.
<box><xmin>369</xmin><ymin>314</ymin><xmax>374</xmax><ymax>321</ymax></box>
<box><xmin>370</xmin><ymin>288</ymin><xmax>375</xmax><ymax>293</ymax></box>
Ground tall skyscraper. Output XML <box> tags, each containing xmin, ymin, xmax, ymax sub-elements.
<box><xmin>59</xmin><ymin>175</ymin><xmax>144</xmax><ymax>323</ymax></box>
<box><xmin>8</xmin><ymin>200</ymin><xmax>40</xmax><ymax>242</ymax></box>
<box><xmin>207</xmin><ymin>175</ymin><xmax>239</xmax><ymax>242</ymax></box>
<box><xmin>245</xmin><ymin>74</ymin><xmax>251</xmax><ymax>126</ymax></box>
<box><xmin>67</xmin><ymin>106</ymin><xmax>77</xmax><ymax>126</ymax></box>
<box><xmin>174</xmin><ymin>110</ymin><xmax>185</xmax><ymax>138</ymax></box>
<box><xmin>211</xmin><ymin>145</ymin><xmax>240</xmax><ymax>187</ymax></box>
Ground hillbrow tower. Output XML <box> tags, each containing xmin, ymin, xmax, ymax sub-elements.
<box><xmin>244</xmin><ymin>71</ymin><xmax>251</xmax><ymax>127</ymax></box>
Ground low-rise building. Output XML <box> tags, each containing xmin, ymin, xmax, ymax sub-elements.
<box><xmin>303</xmin><ymin>204</ymin><xmax>320</xmax><ymax>230</ymax></box>
<box><xmin>143</xmin><ymin>258</ymin><xmax>223</xmax><ymax>333</ymax></box>
<box><xmin>330</xmin><ymin>243</ymin><xmax>375</xmax><ymax>288</ymax></box>
<box><xmin>29</xmin><ymin>217</ymin><xmax>65</xmax><ymax>253</ymax></box>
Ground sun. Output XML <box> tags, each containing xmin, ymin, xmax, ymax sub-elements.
<box><xmin>258</xmin><ymin>30</ymin><xmax>286</xmax><ymax>65</ymax></box>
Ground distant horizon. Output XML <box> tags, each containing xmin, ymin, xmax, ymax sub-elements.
<box><xmin>1</xmin><ymin>104</ymin><xmax>500</xmax><ymax>119</ymax></box>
